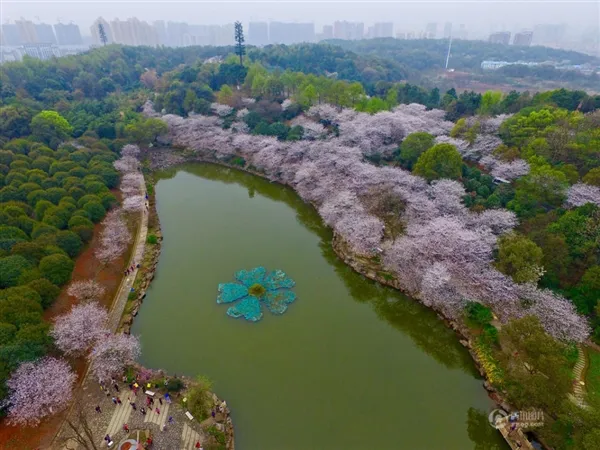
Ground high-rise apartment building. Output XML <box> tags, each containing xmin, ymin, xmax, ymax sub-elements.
<box><xmin>369</xmin><ymin>22</ymin><xmax>393</xmax><ymax>38</ymax></box>
<box><xmin>443</xmin><ymin>22</ymin><xmax>452</xmax><ymax>38</ymax></box>
<box><xmin>248</xmin><ymin>22</ymin><xmax>269</xmax><ymax>46</ymax></box>
<box><xmin>167</xmin><ymin>21</ymin><xmax>188</xmax><ymax>47</ymax></box>
<box><xmin>110</xmin><ymin>18</ymin><xmax>158</xmax><ymax>46</ymax></box>
<box><xmin>1</xmin><ymin>24</ymin><xmax>23</xmax><ymax>46</ymax></box>
<box><xmin>35</xmin><ymin>23</ymin><xmax>56</xmax><ymax>44</ymax></box>
<box><xmin>270</xmin><ymin>22</ymin><xmax>314</xmax><ymax>44</ymax></box>
<box><xmin>91</xmin><ymin>17</ymin><xmax>114</xmax><ymax>45</ymax></box>
<box><xmin>513</xmin><ymin>31</ymin><xmax>533</xmax><ymax>46</ymax></box>
<box><xmin>16</xmin><ymin>19</ymin><xmax>38</xmax><ymax>43</ymax></box>
<box><xmin>54</xmin><ymin>23</ymin><xmax>83</xmax><ymax>45</ymax></box>
<box><xmin>153</xmin><ymin>21</ymin><xmax>168</xmax><ymax>46</ymax></box>
<box><xmin>489</xmin><ymin>31</ymin><xmax>511</xmax><ymax>45</ymax></box>
<box><xmin>322</xmin><ymin>25</ymin><xmax>333</xmax><ymax>40</ymax></box>
<box><xmin>425</xmin><ymin>23</ymin><xmax>437</xmax><ymax>39</ymax></box>
<box><xmin>333</xmin><ymin>21</ymin><xmax>364</xmax><ymax>40</ymax></box>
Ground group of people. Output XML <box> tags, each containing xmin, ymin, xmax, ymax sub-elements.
<box><xmin>94</xmin><ymin>374</ymin><xmax>192</xmax><ymax>447</ymax></box>
<box><xmin>124</xmin><ymin>262</ymin><xmax>140</xmax><ymax>276</ymax></box>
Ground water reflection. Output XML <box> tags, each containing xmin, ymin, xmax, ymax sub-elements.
<box><xmin>155</xmin><ymin>163</ymin><xmax>477</xmax><ymax>374</ymax></box>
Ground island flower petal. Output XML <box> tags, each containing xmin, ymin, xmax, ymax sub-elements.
<box><xmin>227</xmin><ymin>296</ymin><xmax>263</xmax><ymax>322</ymax></box>
<box><xmin>264</xmin><ymin>269</ymin><xmax>296</xmax><ymax>291</ymax></box>
<box><xmin>235</xmin><ymin>266</ymin><xmax>267</xmax><ymax>287</ymax></box>
<box><xmin>217</xmin><ymin>282</ymin><xmax>249</xmax><ymax>304</ymax></box>
<box><xmin>262</xmin><ymin>289</ymin><xmax>297</xmax><ymax>315</ymax></box>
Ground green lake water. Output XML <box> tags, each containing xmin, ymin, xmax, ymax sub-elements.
<box><xmin>132</xmin><ymin>164</ymin><xmax>508</xmax><ymax>450</ymax></box>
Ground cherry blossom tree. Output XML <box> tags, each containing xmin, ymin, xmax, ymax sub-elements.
<box><xmin>123</xmin><ymin>195</ymin><xmax>145</xmax><ymax>211</ymax></box>
<box><xmin>491</xmin><ymin>159</ymin><xmax>530</xmax><ymax>180</ymax></box>
<box><xmin>114</xmin><ymin>156</ymin><xmax>140</xmax><ymax>173</ymax></box>
<box><xmin>95</xmin><ymin>209</ymin><xmax>131</xmax><ymax>264</ymax></box>
<box><xmin>210</xmin><ymin>103</ymin><xmax>234</xmax><ymax>117</ymax></box>
<box><xmin>120</xmin><ymin>172</ymin><xmax>144</xmax><ymax>197</ymax></box>
<box><xmin>90</xmin><ymin>333</ymin><xmax>141</xmax><ymax>382</ymax></box>
<box><xmin>67</xmin><ymin>280</ymin><xmax>106</xmax><ymax>302</ymax></box>
<box><xmin>51</xmin><ymin>302</ymin><xmax>109</xmax><ymax>357</ymax></box>
<box><xmin>154</xmin><ymin>105</ymin><xmax>590</xmax><ymax>342</ymax></box>
<box><xmin>4</xmin><ymin>358</ymin><xmax>76</xmax><ymax>426</ymax></box>
<box><xmin>566</xmin><ymin>183</ymin><xmax>600</xmax><ymax>208</ymax></box>
<box><xmin>121</xmin><ymin>144</ymin><xmax>141</xmax><ymax>158</ymax></box>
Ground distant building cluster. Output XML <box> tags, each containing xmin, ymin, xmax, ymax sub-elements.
<box><xmin>0</xmin><ymin>18</ymin><xmax>86</xmax><ymax>62</ymax></box>
<box><xmin>1</xmin><ymin>19</ymin><xmax>83</xmax><ymax>46</ymax></box>
<box><xmin>488</xmin><ymin>30</ymin><xmax>533</xmax><ymax>46</ymax></box>
<box><xmin>481</xmin><ymin>60</ymin><xmax>598</xmax><ymax>73</ymax></box>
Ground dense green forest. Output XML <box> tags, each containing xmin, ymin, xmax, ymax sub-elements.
<box><xmin>1</xmin><ymin>42</ymin><xmax>600</xmax><ymax>448</ymax></box>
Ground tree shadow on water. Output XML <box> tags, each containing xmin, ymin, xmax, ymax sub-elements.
<box><xmin>155</xmin><ymin>163</ymin><xmax>479</xmax><ymax>374</ymax></box>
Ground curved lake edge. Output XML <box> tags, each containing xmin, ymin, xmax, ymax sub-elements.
<box><xmin>135</xmin><ymin>147</ymin><xmax>516</xmax><ymax>421</ymax></box>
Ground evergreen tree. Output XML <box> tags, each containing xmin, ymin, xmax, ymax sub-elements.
<box><xmin>234</xmin><ymin>21</ymin><xmax>246</xmax><ymax>66</ymax></box>
<box><xmin>98</xmin><ymin>23</ymin><xmax>107</xmax><ymax>46</ymax></box>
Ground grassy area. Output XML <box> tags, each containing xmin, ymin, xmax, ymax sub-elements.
<box><xmin>586</xmin><ymin>348</ymin><xmax>600</xmax><ymax>402</ymax></box>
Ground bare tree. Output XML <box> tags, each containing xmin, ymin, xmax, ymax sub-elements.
<box><xmin>58</xmin><ymin>394</ymin><xmax>101</xmax><ymax>450</ymax></box>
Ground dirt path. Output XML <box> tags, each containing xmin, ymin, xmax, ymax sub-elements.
<box><xmin>48</xmin><ymin>176</ymin><xmax>148</xmax><ymax>450</ymax></box>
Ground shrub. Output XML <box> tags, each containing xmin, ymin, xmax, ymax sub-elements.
<box><xmin>147</xmin><ymin>234</ymin><xmax>158</xmax><ymax>244</ymax></box>
<box><xmin>186</xmin><ymin>375</ymin><xmax>214</xmax><ymax>421</ymax></box>
<box><xmin>55</xmin><ymin>231</ymin><xmax>83</xmax><ymax>258</ymax></box>
<box><xmin>28</xmin><ymin>278</ymin><xmax>61</xmax><ymax>308</ymax></box>
<box><xmin>39</xmin><ymin>254</ymin><xmax>74</xmax><ymax>286</ymax></box>
<box><xmin>465</xmin><ymin>301</ymin><xmax>494</xmax><ymax>326</ymax></box>
<box><xmin>413</xmin><ymin>143</ymin><xmax>463</xmax><ymax>181</ymax></box>
<box><xmin>166</xmin><ymin>377</ymin><xmax>185</xmax><ymax>392</ymax></box>
<box><xmin>82</xmin><ymin>201</ymin><xmax>106</xmax><ymax>223</ymax></box>
<box><xmin>0</xmin><ymin>255</ymin><xmax>32</xmax><ymax>288</ymax></box>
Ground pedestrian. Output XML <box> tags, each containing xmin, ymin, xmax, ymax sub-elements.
<box><xmin>111</xmin><ymin>397</ymin><xmax>117</xmax><ymax>405</ymax></box>
<box><xmin>130</xmin><ymin>402</ymin><xmax>137</xmax><ymax>410</ymax></box>
<box><xmin>146</xmin><ymin>397</ymin><xmax>151</xmax><ymax>406</ymax></box>
<box><xmin>168</xmin><ymin>416</ymin><xmax>174</xmax><ymax>424</ymax></box>
<box><xmin>117</xmin><ymin>397</ymin><xmax>122</xmax><ymax>405</ymax></box>
<box><xmin>95</xmin><ymin>405</ymin><xmax>101</xmax><ymax>414</ymax></box>
<box><xmin>161</xmin><ymin>424</ymin><xmax>166</xmax><ymax>432</ymax></box>
<box><xmin>104</xmin><ymin>434</ymin><xmax>111</xmax><ymax>443</ymax></box>
<box><xmin>114</xmin><ymin>384</ymin><xmax>119</xmax><ymax>392</ymax></box>
<box><xmin>141</xmin><ymin>407</ymin><xmax>146</xmax><ymax>415</ymax></box>
<box><xmin>165</xmin><ymin>393</ymin><xmax>171</xmax><ymax>404</ymax></box>
<box><xmin>129</xmin><ymin>383</ymin><xmax>134</xmax><ymax>390</ymax></box>
<box><xmin>195</xmin><ymin>442</ymin><xmax>201</xmax><ymax>449</ymax></box>
<box><xmin>211</xmin><ymin>409</ymin><xmax>215</xmax><ymax>418</ymax></box>
<box><xmin>123</xmin><ymin>424</ymin><xmax>129</xmax><ymax>433</ymax></box>
<box><xmin>159</xmin><ymin>397</ymin><xmax>163</xmax><ymax>405</ymax></box>
<box><xmin>156</xmin><ymin>407</ymin><xmax>160</xmax><ymax>415</ymax></box>
<box><xmin>122</xmin><ymin>375</ymin><xmax>128</xmax><ymax>383</ymax></box>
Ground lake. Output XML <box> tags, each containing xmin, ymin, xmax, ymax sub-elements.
<box><xmin>132</xmin><ymin>163</ymin><xmax>507</xmax><ymax>449</ymax></box>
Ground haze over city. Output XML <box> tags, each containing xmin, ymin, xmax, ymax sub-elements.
<box><xmin>2</xmin><ymin>0</ymin><xmax>599</xmax><ymax>37</ymax></box>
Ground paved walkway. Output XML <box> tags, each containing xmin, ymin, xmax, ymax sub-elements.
<box><xmin>181</xmin><ymin>423</ymin><xmax>202</xmax><ymax>450</ymax></box>
<box><xmin>569</xmin><ymin>343</ymin><xmax>588</xmax><ymax>408</ymax></box>
<box><xmin>108</xmin><ymin>177</ymin><xmax>148</xmax><ymax>332</ymax></box>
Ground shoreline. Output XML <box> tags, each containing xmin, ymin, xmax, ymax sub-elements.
<box><xmin>115</xmin><ymin>167</ymin><xmax>236</xmax><ymax>450</ymax></box>
<box><xmin>142</xmin><ymin>149</ymin><xmax>511</xmax><ymax>403</ymax></box>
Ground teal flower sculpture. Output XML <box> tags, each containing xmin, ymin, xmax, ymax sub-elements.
<box><xmin>217</xmin><ymin>267</ymin><xmax>297</xmax><ymax>322</ymax></box>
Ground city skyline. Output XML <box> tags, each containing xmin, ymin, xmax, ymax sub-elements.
<box><xmin>2</xmin><ymin>0</ymin><xmax>599</xmax><ymax>37</ymax></box>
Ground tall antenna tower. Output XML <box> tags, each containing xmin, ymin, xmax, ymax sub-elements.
<box><xmin>445</xmin><ymin>34</ymin><xmax>453</xmax><ymax>70</ymax></box>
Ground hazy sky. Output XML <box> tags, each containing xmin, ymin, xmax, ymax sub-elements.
<box><xmin>2</xmin><ymin>0</ymin><xmax>599</xmax><ymax>36</ymax></box>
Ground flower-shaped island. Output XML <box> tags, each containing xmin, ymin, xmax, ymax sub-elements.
<box><xmin>217</xmin><ymin>267</ymin><xmax>297</xmax><ymax>322</ymax></box>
